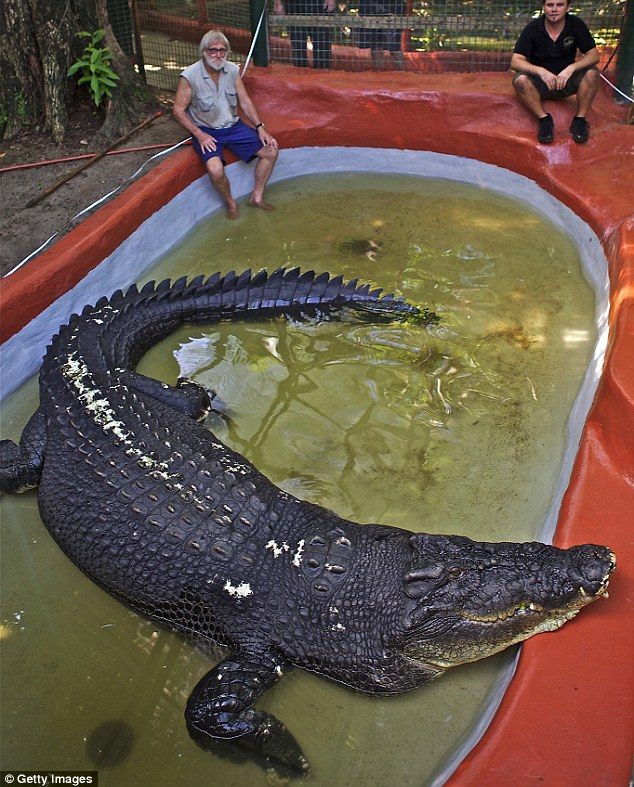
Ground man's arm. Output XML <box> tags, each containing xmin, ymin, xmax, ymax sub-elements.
<box><xmin>235</xmin><ymin>76</ymin><xmax>278</xmax><ymax>148</ymax></box>
<box><xmin>510</xmin><ymin>52</ymin><xmax>559</xmax><ymax>90</ymax></box>
<box><xmin>173</xmin><ymin>76</ymin><xmax>218</xmax><ymax>153</ymax></box>
<box><xmin>511</xmin><ymin>47</ymin><xmax>599</xmax><ymax>91</ymax></box>
<box><xmin>555</xmin><ymin>47</ymin><xmax>599</xmax><ymax>88</ymax></box>
<box><xmin>510</xmin><ymin>51</ymin><xmax>549</xmax><ymax>76</ymax></box>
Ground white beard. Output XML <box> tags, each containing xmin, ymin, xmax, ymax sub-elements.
<box><xmin>204</xmin><ymin>54</ymin><xmax>226</xmax><ymax>71</ymax></box>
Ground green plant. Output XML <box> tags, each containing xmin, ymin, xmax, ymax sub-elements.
<box><xmin>0</xmin><ymin>90</ymin><xmax>31</xmax><ymax>136</ymax></box>
<box><xmin>14</xmin><ymin>91</ymin><xmax>29</xmax><ymax>121</ymax></box>
<box><xmin>68</xmin><ymin>30</ymin><xmax>119</xmax><ymax>107</ymax></box>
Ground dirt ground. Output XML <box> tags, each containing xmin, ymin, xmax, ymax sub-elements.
<box><xmin>0</xmin><ymin>95</ymin><xmax>187</xmax><ymax>278</ymax></box>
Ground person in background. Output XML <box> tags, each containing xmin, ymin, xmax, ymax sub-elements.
<box><xmin>274</xmin><ymin>0</ymin><xmax>335</xmax><ymax>70</ymax></box>
<box><xmin>358</xmin><ymin>0</ymin><xmax>406</xmax><ymax>71</ymax></box>
<box><xmin>173</xmin><ymin>30</ymin><xmax>279</xmax><ymax>219</ymax></box>
<box><xmin>510</xmin><ymin>0</ymin><xmax>599</xmax><ymax>144</ymax></box>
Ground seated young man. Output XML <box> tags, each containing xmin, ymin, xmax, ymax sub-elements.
<box><xmin>511</xmin><ymin>0</ymin><xmax>599</xmax><ymax>144</ymax></box>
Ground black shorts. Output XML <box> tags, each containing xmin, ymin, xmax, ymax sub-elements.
<box><xmin>513</xmin><ymin>66</ymin><xmax>597</xmax><ymax>100</ymax></box>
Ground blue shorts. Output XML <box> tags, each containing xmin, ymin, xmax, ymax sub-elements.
<box><xmin>191</xmin><ymin>119</ymin><xmax>263</xmax><ymax>165</ymax></box>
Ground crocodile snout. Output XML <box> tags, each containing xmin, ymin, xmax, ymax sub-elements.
<box><xmin>566</xmin><ymin>544</ymin><xmax>616</xmax><ymax>598</ymax></box>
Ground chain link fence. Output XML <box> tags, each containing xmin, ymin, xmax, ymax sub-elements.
<box><xmin>108</xmin><ymin>0</ymin><xmax>627</xmax><ymax>92</ymax></box>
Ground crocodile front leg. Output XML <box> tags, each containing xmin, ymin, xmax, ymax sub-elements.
<box><xmin>185</xmin><ymin>648</ymin><xmax>309</xmax><ymax>776</ymax></box>
<box><xmin>0</xmin><ymin>409</ymin><xmax>47</xmax><ymax>493</ymax></box>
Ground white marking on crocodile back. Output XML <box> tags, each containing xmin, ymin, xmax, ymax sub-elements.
<box><xmin>223</xmin><ymin>580</ymin><xmax>253</xmax><ymax>598</ymax></box>
<box><xmin>64</xmin><ymin>354</ymin><xmax>135</xmax><ymax>444</ymax></box>
<box><xmin>62</xmin><ymin>352</ymin><xmax>251</xmax><ymax>514</ymax></box>
<box><xmin>62</xmin><ymin>353</ymin><xmax>189</xmax><ymax>489</ymax></box>
<box><xmin>266</xmin><ymin>540</ymin><xmax>290</xmax><ymax>558</ymax></box>
<box><xmin>265</xmin><ymin>539</ymin><xmax>305</xmax><ymax>567</ymax></box>
<box><xmin>223</xmin><ymin>462</ymin><xmax>250</xmax><ymax>476</ymax></box>
<box><xmin>292</xmin><ymin>539</ymin><xmax>305</xmax><ymax>567</ymax></box>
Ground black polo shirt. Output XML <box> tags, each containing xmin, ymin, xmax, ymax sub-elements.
<box><xmin>513</xmin><ymin>14</ymin><xmax>596</xmax><ymax>74</ymax></box>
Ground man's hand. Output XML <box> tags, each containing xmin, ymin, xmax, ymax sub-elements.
<box><xmin>195</xmin><ymin>130</ymin><xmax>218</xmax><ymax>153</ymax></box>
<box><xmin>537</xmin><ymin>67</ymin><xmax>559</xmax><ymax>90</ymax></box>
<box><xmin>258</xmin><ymin>127</ymin><xmax>279</xmax><ymax>150</ymax></box>
<box><xmin>554</xmin><ymin>64</ymin><xmax>576</xmax><ymax>89</ymax></box>
<box><xmin>538</xmin><ymin>65</ymin><xmax>575</xmax><ymax>91</ymax></box>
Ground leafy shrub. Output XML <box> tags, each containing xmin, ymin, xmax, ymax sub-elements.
<box><xmin>68</xmin><ymin>30</ymin><xmax>119</xmax><ymax>107</ymax></box>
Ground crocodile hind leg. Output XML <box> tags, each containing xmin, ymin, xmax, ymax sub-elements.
<box><xmin>129</xmin><ymin>373</ymin><xmax>215</xmax><ymax>421</ymax></box>
<box><xmin>185</xmin><ymin>649</ymin><xmax>309</xmax><ymax>776</ymax></box>
<box><xmin>0</xmin><ymin>409</ymin><xmax>47</xmax><ymax>493</ymax></box>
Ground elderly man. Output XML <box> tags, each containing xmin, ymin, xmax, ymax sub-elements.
<box><xmin>173</xmin><ymin>31</ymin><xmax>279</xmax><ymax>218</ymax></box>
<box><xmin>511</xmin><ymin>0</ymin><xmax>599</xmax><ymax>144</ymax></box>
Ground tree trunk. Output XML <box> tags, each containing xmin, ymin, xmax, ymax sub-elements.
<box><xmin>93</xmin><ymin>0</ymin><xmax>159</xmax><ymax>145</ymax></box>
<box><xmin>30</xmin><ymin>0</ymin><xmax>76</xmax><ymax>142</ymax></box>
<box><xmin>0</xmin><ymin>0</ymin><xmax>158</xmax><ymax>145</ymax></box>
<box><xmin>1</xmin><ymin>0</ymin><xmax>48</xmax><ymax>139</ymax></box>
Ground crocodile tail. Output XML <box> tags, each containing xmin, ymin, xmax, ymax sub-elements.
<box><xmin>136</xmin><ymin>267</ymin><xmax>429</xmax><ymax>322</ymax></box>
<box><xmin>53</xmin><ymin>268</ymin><xmax>437</xmax><ymax>374</ymax></box>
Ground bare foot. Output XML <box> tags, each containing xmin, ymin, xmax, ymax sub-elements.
<box><xmin>226</xmin><ymin>203</ymin><xmax>240</xmax><ymax>220</ymax></box>
<box><xmin>248</xmin><ymin>198</ymin><xmax>275</xmax><ymax>211</ymax></box>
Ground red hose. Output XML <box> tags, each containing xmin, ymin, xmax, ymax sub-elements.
<box><xmin>0</xmin><ymin>140</ymin><xmax>191</xmax><ymax>173</ymax></box>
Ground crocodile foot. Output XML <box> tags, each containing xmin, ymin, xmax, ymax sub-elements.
<box><xmin>185</xmin><ymin>650</ymin><xmax>309</xmax><ymax>776</ymax></box>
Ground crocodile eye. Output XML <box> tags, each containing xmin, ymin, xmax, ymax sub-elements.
<box><xmin>448</xmin><ymin>567</ymin><xmax>464</xmax><ymax>578</ymax></box>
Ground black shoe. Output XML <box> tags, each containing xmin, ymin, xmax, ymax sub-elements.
<box><xmin>570</xmin><ymin>116</ymin><xmax>590</xmax><ymax>143</ymax></box>
<box><xmin>537</xmin><ymin>114</ymin><xmax>554</xmax><ymax>144</ymax></box>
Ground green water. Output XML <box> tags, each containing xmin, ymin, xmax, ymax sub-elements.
<box><xmin>0</xmin><ymin>173</ymin><xmax>597</xmax><ymax>786</ymax></box>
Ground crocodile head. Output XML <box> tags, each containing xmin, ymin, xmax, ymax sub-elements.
<box><xmin>397</xmin><ymin>534</ymin><xmax>615</xmax><ymax>669</ymax></box>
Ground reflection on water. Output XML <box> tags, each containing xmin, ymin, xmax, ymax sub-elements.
<box><xmin>0</xmin><ymin>174</ymin><xmax>597</xmax><ymax>786</ymax></box>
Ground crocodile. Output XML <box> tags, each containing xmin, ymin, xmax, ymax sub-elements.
<box><xmin>0</xmin><ymin>268</ymin><xmax>615</xmax><ymax>776</ymax></box>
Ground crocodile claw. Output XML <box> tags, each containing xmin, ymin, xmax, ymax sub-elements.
<box><xmin>253</xmin><ymin>715</ymin><xmax>310</xmax><ymax>776</ymax></box>
<box><xmin>187</xmin><ymin>708</ymin><xmax>309</xmax><ymax>777</ymax></box>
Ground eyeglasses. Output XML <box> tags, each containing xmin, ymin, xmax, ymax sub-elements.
<box><xmin>206</xmin><ymin>47</ymin><xmax>227</xmax><ymax>55</ymax></box>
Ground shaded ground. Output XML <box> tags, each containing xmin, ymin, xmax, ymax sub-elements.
<box><xmin>0</xmin><ymin>94</ymin><xmax>186</xmax><ymax>277</ymax></box>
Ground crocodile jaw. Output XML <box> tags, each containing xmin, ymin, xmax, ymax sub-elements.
<box><xmin>403</xmin><ymin>550</ymin><xmax>615</xmax><ymax>670</ymax></box>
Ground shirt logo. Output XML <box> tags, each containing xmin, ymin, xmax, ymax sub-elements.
<box><xmin>563</xmin><ymin>36</ymin><xmax>575</xmax><ymax>50</ymax></box>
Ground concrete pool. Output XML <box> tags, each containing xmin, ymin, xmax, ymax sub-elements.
<box><xmin>1</xmin><ymin>70</ymin><xmax>632</xmax><ymax>785</ymax></box>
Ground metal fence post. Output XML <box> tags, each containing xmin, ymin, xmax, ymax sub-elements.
<box><xmin>249</xmin><ymin>0</ymin><xmax>270</xmax><ymax>67</ymax></box>
<box><xmin>616</xmin><ymin>1</ymin><xmax>634</xmax><ymax>102</ymax></box>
